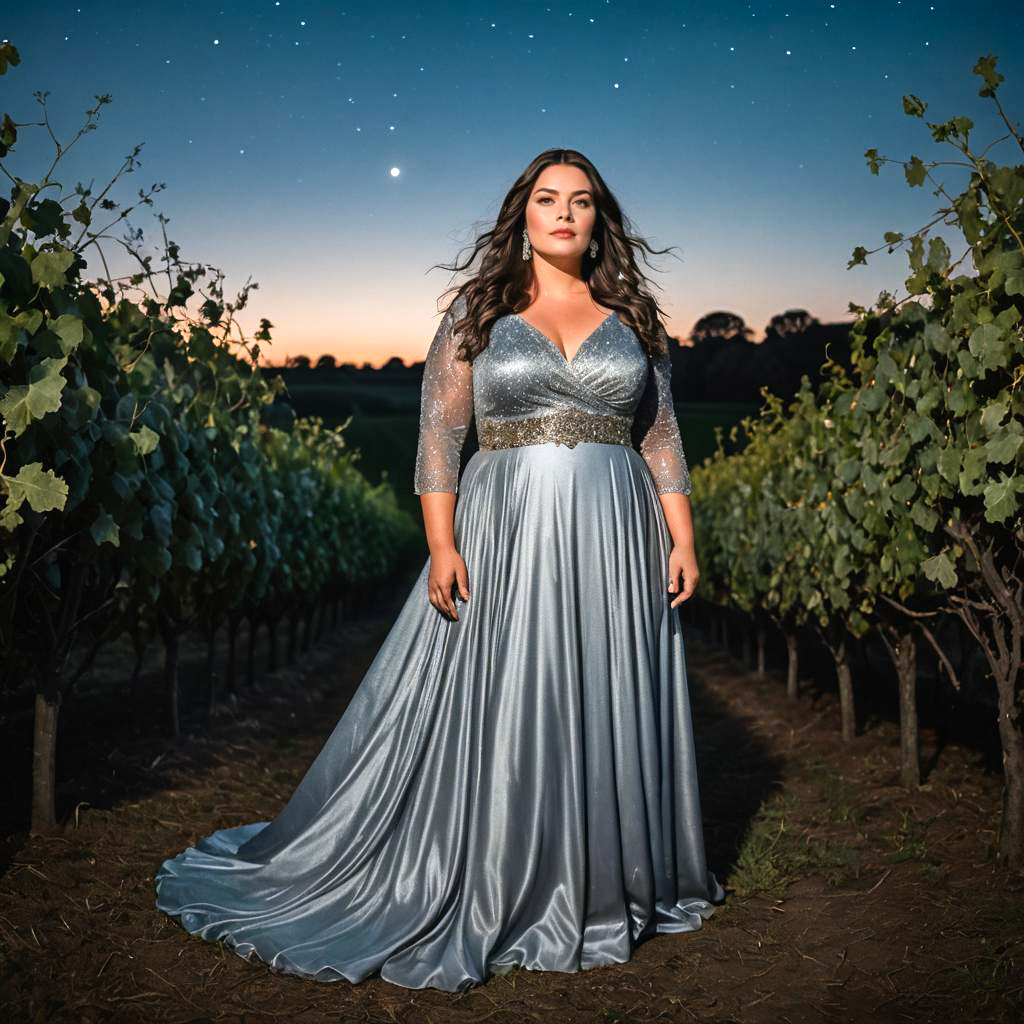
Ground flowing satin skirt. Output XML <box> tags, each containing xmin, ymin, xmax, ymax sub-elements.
<box><xmin>154</xmin><ymin>440</ymin><xmax>725</xmax><ymax>992</ymax></box>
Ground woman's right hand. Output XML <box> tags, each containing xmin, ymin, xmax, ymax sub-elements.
<box><xmin>427</xmin><ymin>547</ymin><xmax>471</xmax><ymax>620</ymax></box>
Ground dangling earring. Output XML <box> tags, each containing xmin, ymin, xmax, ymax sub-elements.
<box><xmin>589</xmin><ymin>238</ymin><xmax>599</xmax><ymax>258</ymax></box>
<box><xmin>522</xmin><ymin>228</ymin><xmax>532</xmax><ymax>261</ymax></box>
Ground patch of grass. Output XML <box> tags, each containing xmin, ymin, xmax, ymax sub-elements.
<box><xmin>799</xmin><ymin>755</ymin><xmax>864</xmax><ymax>826</ymax></box>
<box><xmin>883</xmin><ymin>809</ymin><xmax>930</xmax><ymax>864</ymax></box>
<box><xmin>728</xmin><ymin>791</ymin><xmax>860</xmax><ymax>899</ymax></box>
<box><xmin>855</xmin><ymin>795</ymin><xmax>895</xmax><ymax>824</ymax></box>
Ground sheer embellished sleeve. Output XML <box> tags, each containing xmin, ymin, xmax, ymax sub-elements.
<box><xmin>631</xmin><ymin>327</ymin><xmax>692</xmax><ymax>495</ymax></box>
<box><xmin>412</xmin><ymin>297</ymin><xmax>474</xmax><ymax>495</ymax></box>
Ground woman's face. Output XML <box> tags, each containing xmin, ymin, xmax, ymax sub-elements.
<box><xmin>524</xmin><ymin>163</ymin><xmax>598</xmax><ymax>261</ymax></box>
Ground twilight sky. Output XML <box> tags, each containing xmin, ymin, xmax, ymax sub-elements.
<box><xmin>4</xmin><ymin>2</ymin><xmax>1023</xmax><ymax>367</ymax></box>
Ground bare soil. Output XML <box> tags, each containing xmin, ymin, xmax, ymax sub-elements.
<box><xmin>1</xmin><ymin>574</ymin><xmax>1021</xmax><ymax>1024</ymax></box>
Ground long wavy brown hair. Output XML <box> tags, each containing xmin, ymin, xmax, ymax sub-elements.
<box><xmin>428</xmin><ymin>148</ymin><xmax>680</xmax><ymax>363</ymax></box>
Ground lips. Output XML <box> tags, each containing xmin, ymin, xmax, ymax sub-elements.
<box><xmin>551</xmin><ymin>231</ymin><xmax>575</xmax><ymax>237</ymax></box>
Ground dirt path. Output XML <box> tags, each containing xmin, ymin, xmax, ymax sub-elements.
<box><xmin>1</xmin><ymin>581</ymin><xmax>1021</xmax><ymax>1023</ymax></box>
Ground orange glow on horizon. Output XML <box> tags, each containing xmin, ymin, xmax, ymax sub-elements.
<box><xmin>247</xmin><ymin>293</ymin><xmax>856</xmax><ymax>370</ymax></box>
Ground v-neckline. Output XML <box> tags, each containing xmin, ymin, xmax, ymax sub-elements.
<box><xmin>513</xmin><ymin>311</ymin><xmax>616</xmax><ymax>366</ymax></box>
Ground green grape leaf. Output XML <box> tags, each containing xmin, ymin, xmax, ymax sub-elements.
<box><xmin>129</xmin><ymin>424</ymin><xmax>160</xmax><ymax>456</ymax></box>
<box><xmin>47</xmin><ymin>313</ymin><xmax>85</xmax><ymax>355</ymax></box>
<box><xmin>905</xmin><ymin>155</ymin><xmax>927</xmax><ymax>186</ymax></box>
<box><xmin>29</xmin><ymin>248</ymin><xmax>76</xmax><ymax>289</ymax></box>
<box><xmin>4</xmin><ymin>461</ymin><xmax>69</xmax><ymax>513</ymax></box>
<box><xmin>922</xmin><ymin>550</ymin><xmax>958</xmax><ymax>588</ymax></box>
<box><xmin>0</xmin><ymin>356</ymin><xmax>69</xmax><ymax>435</ymax></box>
<box><xmin>90</xmin><ymin>508</ymin><xmax>120</xmax><ymax>547</ymax></box>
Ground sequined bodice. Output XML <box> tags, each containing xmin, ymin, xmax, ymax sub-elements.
<box><xmin>472</xmin><ymin>312</ymin><xmax>649</xmax><ymax>423</ymax></box>
<box><xmin>413</xmin><ymin>295</ymin><xmax>692</xmax><ymax>496</ymax></box>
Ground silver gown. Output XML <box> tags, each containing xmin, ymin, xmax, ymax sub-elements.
<box><xmin>154</xmin><ymin>294</ymin><xmax>725</xmax><ymax>992</ymax></box>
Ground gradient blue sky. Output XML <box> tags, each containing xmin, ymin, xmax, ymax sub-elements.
<box><xmin>4</xmin><ymin>2</ymin><xmax>1023</xmax><ymax>367</ymax></box>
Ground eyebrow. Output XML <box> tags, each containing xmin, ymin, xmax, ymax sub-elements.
<box><xmin>534</xmin><ymin>187</ymin><xmax>592</xmax><ymax>196</ymax></box>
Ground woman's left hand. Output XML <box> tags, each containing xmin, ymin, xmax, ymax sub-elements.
<box><xmin>667</xmin><ymin>546</ymin><xmax>698</xmax><ymax>608</ymax></box>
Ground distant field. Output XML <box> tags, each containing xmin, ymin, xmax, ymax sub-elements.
<box><xmin>282</xmin><ymin>378</ymin><xmax>761</xmax><ymax>516</ymax></box>
<box><xmin>277</xmin><ymin>378</ymin><xmax>422</xmax><ymax>422</ymax></box>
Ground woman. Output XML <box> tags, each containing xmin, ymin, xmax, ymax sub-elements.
<box><xmin>154</xmin><ymin>148</ymin><xmax>725</xmax><ymax>992</ymax></box>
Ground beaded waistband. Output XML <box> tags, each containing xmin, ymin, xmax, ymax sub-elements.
<box><xmin>477</xmin><ymin>410</ymin><xmax>633</xmax><ymax>451</ymax></box>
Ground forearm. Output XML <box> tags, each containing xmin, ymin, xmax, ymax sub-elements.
<box><xmin>420</xmin><ymin>492</ymin><xmax>458</xmax><ymax>555</ymax></box>
<box><xmin>658</xmin><ymin>491</ymin><xmax>695</xmax><ymax>552</ymax></box>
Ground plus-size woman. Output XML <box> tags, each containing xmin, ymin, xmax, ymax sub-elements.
<box><xmin>155</xmin><ymin>148</ymin><xmax>725</xmax><ymax>992</ymax></box>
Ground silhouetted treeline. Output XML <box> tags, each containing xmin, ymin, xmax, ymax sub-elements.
<box><xmin>672</xmin><ymin>312</ymin><xmax>854</xmax><ymax>404</ymax></box>
<box><xmin>266</xmin><ymin>309</ymin><xmax>855</xmax><ymax>409</ymax></box>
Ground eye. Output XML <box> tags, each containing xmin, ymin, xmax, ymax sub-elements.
<box><xmin>535</xmin><ymin>196</ymin><xmax>592</xmax><ymax>206</ymax></box>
